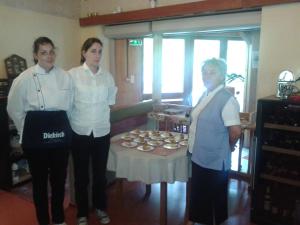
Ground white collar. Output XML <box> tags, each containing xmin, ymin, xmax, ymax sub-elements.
<box><xmin>83</xmin><ymin>62</ymin><xmax>102</xmax><ymax>77</ymax></box>
<box><xmin>205</xmin><ymin>84</ymin><xmax>225</xmax><ymax>97</ymax></box>
<box><xmin>34</xmin><ymin>64</ymin><xmax>55</xmax><ymax>75</ymax></box>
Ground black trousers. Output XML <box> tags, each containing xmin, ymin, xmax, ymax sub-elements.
<box><xmin>71</xmin><ymin>131</ymin><xmax>110</xmax><ymax>218</ymax></box>
<box><xmin>189</xmin><ymin>162</ymin><xmax>229</xmax><ymax>225</ymax></box>
<box><xmin>24</xmin><ymin>147</ymin><xmax>69</xmax><ymax>225</ymax></box>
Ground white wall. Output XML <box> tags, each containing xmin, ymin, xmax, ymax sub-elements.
<box><xmin>257</xmin><ymin>3</ymin><xmax>300</xmax><ymax>99</ymax></box>
<box><xmin>0</xmin><ymin>0</ymin><xmax>80</xmax><ymax>18</ymax></box>
<box><xmin>78</xmin><ymin>26</ymin><xmax>111</xmax><ymax>72</ymax></box>
<box><xmin>0</xmin><ymin>5</ymin><xmax>81</xmax><ymax>79</ymax></box>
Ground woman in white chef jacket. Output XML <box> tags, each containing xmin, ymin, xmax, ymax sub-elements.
<box><xmin>68</xmin><ymin>37</ymin><xmax>117</xmax><ymax>225</ymax></box>
<box><xmin>7</xmin><ymin>37</ymin><xmax>72</xmax><ymax>225</ymax></box>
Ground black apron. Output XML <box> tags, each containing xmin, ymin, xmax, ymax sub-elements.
<box><xmin>22</xmin><ymin>110</ymin><xmax>71</xmax><ymax>149</ymax></box>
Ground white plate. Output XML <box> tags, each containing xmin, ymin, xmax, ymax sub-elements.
<box><xmin>179</xmin><ymin>140</ymin><xmax>188</xmax><ymax>146</ymax></box>
<box><xmin>160</xmin><ymin>132</ymin><xmax>172</xmax><ymax>138</ymax></box>
<box><xmin>139</xmin><ymin>133</ymin><xmax>150</xmax><ymax>138</ymax></box>
<box><xmin>150</xmin><ymin>135</ymin><xmax>164</xmax><ymax>141</ymax></box>
<box><xmin>137</xmin><ymin>145</ymin><xmax>154</xmax><ymax>152</ymax></box>
<box><xmin>163</xmin><ymin>143</ymin><xmax>179</xmax><ymax>150</ymax></box>
<box><xmin>133</xmin><ymin>137</ymin><xmax>146</xmax><ymax>143</ymax></box>
<box><xmin>121</xmin><ymin>136</ymin><xmax>133</xmax><ymax>141</ymax></box>
<box><xmin>121</xmin><ymin>133</ymin><xmax>137</xmax><ymax>139</ymax></box>
<box><xmin>164</xmin><ymin>138</ymin><xmax>178</xmax><ymax>143</ymax></box>
<box><xmin>147</xmin><ymin>140</ymin><xmax>164</xmax><ymax>146</ymax></box>
<box><xmin>148</xmin><ymin>130</ymin><xmax>161</xmax><ymax>136</ymax></box>
<box><xmin>121</xmin><ymin>141</ymin><xmax>138</xmax><ymax>148</ymax></box>
<box><xmin>176</xmin><ymin>134</ymin><xmax>188</xmax><ymax>140</ymax></box>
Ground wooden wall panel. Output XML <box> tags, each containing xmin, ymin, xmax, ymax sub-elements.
<box><xmin>114</xmin><ymin>39</ymin><xmax>143</xmax><ymax>108</ymax></box>
<box><xmin>79</xmin><ymin>0</ymin><xmax>300</xmax><ymax>26</ymax></box>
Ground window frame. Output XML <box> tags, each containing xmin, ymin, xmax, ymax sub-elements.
<box><xmin>142</xmin><ymin>33</ymin><xmax>248</xmax><ymax>104</ymax></box>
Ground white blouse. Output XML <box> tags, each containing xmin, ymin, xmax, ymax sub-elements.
<box><xmin>7</xmin><ymin>64</ymin><xmax>72</xmax><ymax>142</ymax></box>
<box><xmin>68</xmin><ymin>63</ymin><xmax>117</xmax><ymax>137</ymax></box>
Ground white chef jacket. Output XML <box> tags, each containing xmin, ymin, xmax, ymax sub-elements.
<box><xmin>68</xmin><ymin>63</ymin><xmax>117</xmax><ymax>137</ymax></box>
<box><xmin>188</xmin><ymin>85</ymin><xmax>240</xmax><ymax>153</ymax></box>
<box><xmin>7</xmin><ymin>64</ymin><xmax>72</xmax><ymax>142</ymax></box>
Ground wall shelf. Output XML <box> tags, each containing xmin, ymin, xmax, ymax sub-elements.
<box><xmin>79</xmin><ymin>0</ymin><xmax>300</xmax><ymax>26</ymax></box>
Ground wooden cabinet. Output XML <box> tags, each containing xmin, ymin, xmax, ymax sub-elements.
<box><xmin>251</xmin><ymin>96</ymin><xmax>300</xmax><ymax>225</ymax></box>
<box><xmin>0</xmin><ymin>97</ymin><xmax>10</xmax><ymax>189</ymax></box>
<box><xmin>0</xmin><ymin>97</ymin><xmax>31</xmax><ymax>189</ymax></box>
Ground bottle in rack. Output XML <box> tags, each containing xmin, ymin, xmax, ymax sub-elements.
<box><xmin>263</xmin><ymin>185</ymin><xmax>272</xmax><ymax>216</ymax></box>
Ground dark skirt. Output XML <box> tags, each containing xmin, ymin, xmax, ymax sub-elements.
<box><xmin>189</xmin><ymin>162</ymin><xmax>229</xmax><ymax>225</ymax></box>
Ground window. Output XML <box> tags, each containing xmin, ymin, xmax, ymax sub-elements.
<box><xmin>143</xmin><ymin>38</ymin><xmax>185</xmax><ymax>99</ymax></box>
<box><xmin>143</xmin><ymin>35</ymin><xmax>248</xmax><ymax>111</ymax></box>
<box><xmin>161</xmin><ymin>39</ymin><xmax>185</xmax><ymax>94</ymax></box>
<box><xmin>226</xmin><ymin>40</ymin><xmax>248</xmax><ymax>111</ymax></box>
<box><xmin>192</xmin><ymin>39</ymin><xmax>220</xmax><ymax>105</ymax></box>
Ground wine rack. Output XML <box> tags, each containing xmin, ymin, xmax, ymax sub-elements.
<box><xmin>0</xmin><ymin>97</ymin><xmax>31</xmax><ymax>189</ymax></box>
<box><xmin>251</xmin><ymin>96</ymin><xmax>300</xmax><ymax>225</ymax></box>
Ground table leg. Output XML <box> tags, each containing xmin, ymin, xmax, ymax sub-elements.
<box><xmin>247</xmin><ymin>129</ymin><xmax>254</xmax><ymax>175</ymax></box>
<box><xmin>143</xmin><ymin>184</ymin><xmax>151</xmax><ymax>200</ymax></box>
<box><xmin>143</xmin><ymin>184</ymin><xmax>151</xmax><ymax>201</ymax></box>
<box><xmin>117</xmin><ymin>178</ymin><xmax>124</xmax><ymax>206</ymax></box>
<box><xmin>160</xmin><ymin>182</ymin><xmax>167</xmax><ymax>225</ymax></box>
<box><xmin>237</xmin><ymin>131</ymin><xmax>244</xmax><ymax>172</ymax></box>
<box><xmin>184</xmin><ymin>179</ymin><xmax>191</xmax><ymax>223</ymax></box>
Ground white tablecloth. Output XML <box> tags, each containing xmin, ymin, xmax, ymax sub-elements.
<box><xmin>107</xmin><ymin>133</ymin><xmax>189</xmax><ymax>184</ymax></box>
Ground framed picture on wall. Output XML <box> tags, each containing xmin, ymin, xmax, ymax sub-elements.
<box><xmin>4</xmin><ymin>54</ymin><xmax>27</xmax><ymax>79</ymax></box>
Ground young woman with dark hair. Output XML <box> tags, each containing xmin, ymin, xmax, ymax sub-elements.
<box><xmin>68</xmin><ymin>37</ymin><xmax>117</xmax><ymax>225</ymax></box>
<box><xmin>7</xmin><ymin>36</ymin><xmax>72</xmax><ymax>225</ymax></box>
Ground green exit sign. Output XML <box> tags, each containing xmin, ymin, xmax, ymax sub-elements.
<box><xmin>129</xmin><ymin>39</ymin><xmax>143</xmax><ymax>46</ymax></box>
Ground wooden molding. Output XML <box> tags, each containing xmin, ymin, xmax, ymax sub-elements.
<box><xmin>79</xmin><ymin>0</ymin><xmax>300</xmax><ymax>26</ymax></box>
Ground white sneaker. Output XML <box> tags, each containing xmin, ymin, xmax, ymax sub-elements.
<box><xmin>77</xmin><ymin>217</ymin><xmax>88</xmax><ymax>225</ymax></box>
<box><xmin>96</xmin><ymin>209</ymin><xmax>110</xmax><ymax>224</ymax></box>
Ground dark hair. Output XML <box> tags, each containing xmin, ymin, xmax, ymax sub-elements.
<box><xmin>80</xmin><ymin>37</ymin><xmax>103</xmax><ymax>64</ymax></box>
<box><xmin>33</xmin><ymin>37</ymin><xmax>55</xmax><ymax>64</ymax></box>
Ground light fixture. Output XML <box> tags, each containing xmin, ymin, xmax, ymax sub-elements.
<box><xmin>149</xmin><ymin>0</ymin><xmax>157</xmax><ymax>8</ymax></box>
